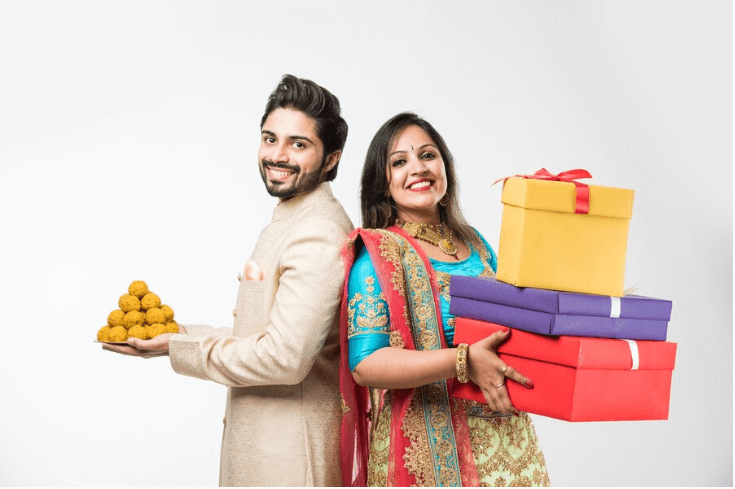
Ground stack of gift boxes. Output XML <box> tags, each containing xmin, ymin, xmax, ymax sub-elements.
<box><xmin>450</xmin><ymin>171</ymin><xmax>677</xmax><ymax>421</ymax></box>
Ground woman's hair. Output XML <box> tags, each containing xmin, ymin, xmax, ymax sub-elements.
<box><xmin>360</xmin><ymin>112</ymin><xmax>479</xmax><ymax>247</ymax></box>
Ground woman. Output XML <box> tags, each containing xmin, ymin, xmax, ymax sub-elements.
<box><xmin>339</xmin><ymin>113</ymin><xmax>550</xmax><ymax>487</ymax></box>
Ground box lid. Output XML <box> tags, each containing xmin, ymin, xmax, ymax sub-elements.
<box><xmin>450</xmin><ymin>276</ymin><xmax>672</xmax><ymax>320</ymax></box>
<box><xmin>454</xmin><ymin>317</ymin><xmax>677</xmax><ymax>371</ymax></box>
<box><xmin>501</xmin><ymin>177</ymin><xmax>634</xmax><ymax>218</ymax></box>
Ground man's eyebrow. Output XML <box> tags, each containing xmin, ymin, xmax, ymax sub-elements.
<box><xmin>261</xmin><ymin>130</ymin><xmax>314</xmax><ymax>145</ymax></box>
<box><xmin>389</xmin><ymin>143</ymin><xmax>437</xmax><ymax>157</ymax></box>
<box><xmin>289</xmin><ymin>135</ymin><xmax>314</xmax><ymax>144</ymax></box>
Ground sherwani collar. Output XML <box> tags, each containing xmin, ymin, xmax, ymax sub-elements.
<box><xmin>271</xmin><ymin>182</ymin><xmax>334</xmax><ymax>222</ymax></box>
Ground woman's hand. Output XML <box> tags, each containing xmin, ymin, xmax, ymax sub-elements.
<box><xmin>467</xmin><ymin>328</ymin><xmax>533</xmax><ymax>415</ymax></box>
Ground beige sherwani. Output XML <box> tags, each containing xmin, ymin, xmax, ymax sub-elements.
<box><xmin>169</xmin><ymin>183</ymin><xmax>353</xmax><ymax>486</ymax></box>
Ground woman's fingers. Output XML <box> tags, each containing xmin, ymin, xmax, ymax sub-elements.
<box><xmin>482</xmin><ymin>385</ymin><xmax>516</xmax><ymax>415</ymax></box>
<box><xmin>478</xmin><ymin>328</ymin><xmax>535</xmax><ymax>389</ymax></box>
<box><xmin>480</xmin><ymin>388</ymin><xmax>503</xmax><ymax>413</ymax></box>
<box><xmin>494</xmin><ymin>385</ymin><xmax>517</xmax><ymax>414</ymax></box>
<box><xmin>482</xmin><ymin>328</ymin><xmax>511</xmax><ymax>351</ymax></box>
<box><xmin>502</xmin><ymin>364</ymin><xmax>534</xmax><ymax>389</ymax></box>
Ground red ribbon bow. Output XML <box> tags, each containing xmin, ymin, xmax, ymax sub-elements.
<box><xmin>493</xmin><ymin>168</ymin><xmax>593</xmax><ymax>214</ymax></box>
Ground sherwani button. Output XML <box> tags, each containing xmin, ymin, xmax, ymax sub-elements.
<box><xmin>238</xmin><ymin>273</ymin><xmax>242</xmax><ymax>282</ymax></box>
<box><xmin>232</xmin><ymin>309</ymin><xmax>237</xmax><ymax>317</ymax></box>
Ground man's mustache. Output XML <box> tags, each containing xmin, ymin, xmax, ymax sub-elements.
<box><xmin>262</xmin><ymin>159</ymin><xmax>300</xmax><ymax>174</ymax></box>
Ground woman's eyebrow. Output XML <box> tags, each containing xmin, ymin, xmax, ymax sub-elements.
<box><xmin>389</xmin><ymin>143</ymin><xmax>437</xmax><ymax>157</ymax></box>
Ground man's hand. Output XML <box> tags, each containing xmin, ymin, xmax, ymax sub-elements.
<box><xmin>102</xmin><ymin>325</ymin><xmax>187</xmax><ymax>358</ymax></box>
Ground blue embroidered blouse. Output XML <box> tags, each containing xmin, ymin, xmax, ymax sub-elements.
<box><xmin>347</xmin><ymin>231</ymin><xmax>497</xmax><ymax>371</ymax></box>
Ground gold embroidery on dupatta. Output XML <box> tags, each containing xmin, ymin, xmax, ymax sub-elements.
<box><xmin>399</xmin><ymin>239</ymin><xmax>462</xmax><ymax>486</ymax></box>
<box><xmin>389</xmin><ymin>331</ymin><xmax>405</xmax><ymax>349</ymax></box>
<box><xmin>374</xmin><ymin>230</ymin><xmax>411</xmax><ymax>327</ymax></box>
<box><xmin>402</xmin><ymin>392</ymin><xmax>436</xmax><ymax>487</ymax></box>
<box><xmin>340</xmin><ymin>395</ymin><xmax>350</xmax><ymax>415</ymax></box>
<box><xmin>367</xmin><ymin>397</ymin><xmax>391</xmax><ymax>487</ymax></box>
<box><xmin>434</xmin><ymin>270</ymin><xmax>452</xmax><ymax>304</ymax></box>
<box><xmin>371</xmin><ymin>230</ymin><xmax>466</xmax><ymax>487</ymax></box>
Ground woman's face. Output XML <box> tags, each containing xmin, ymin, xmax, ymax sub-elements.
<box><xmin>386</xmin><ymin>125</ymin><xmax>447</xmax><ymax>223</ymax></box>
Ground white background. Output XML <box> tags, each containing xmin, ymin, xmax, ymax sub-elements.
<box><xmin>0</xmin><ymin>0</ymin><xmax>731</xmax><ymax>486</ymax></box>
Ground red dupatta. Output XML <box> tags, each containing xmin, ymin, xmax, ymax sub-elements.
<box><xmin>339</xmin><ymin>227</ymin><xmax>479</xmax><ymax>487</ymax></box>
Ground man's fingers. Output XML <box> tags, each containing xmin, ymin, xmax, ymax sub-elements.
<box><xmin>102</xmin><ymin>343</ymin><xmax>142</xmax><ymax>356</ymax></box>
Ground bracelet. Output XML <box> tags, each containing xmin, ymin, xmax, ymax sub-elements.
<box><xmin>456</xmin><ymin>343</ymin><xmax>469</xmax><ymax>383</ymax></box>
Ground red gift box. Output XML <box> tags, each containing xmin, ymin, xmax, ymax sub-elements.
<box><xmin>451</xmin><ymin>318</ymin><xmax>677</xmax><ymax>421</ymax></box>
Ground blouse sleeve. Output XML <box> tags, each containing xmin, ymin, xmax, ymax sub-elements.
<box><xmin>347</xmin><ymin>246</ymin><xmax>391</xmax><ymax>371</ymax></box>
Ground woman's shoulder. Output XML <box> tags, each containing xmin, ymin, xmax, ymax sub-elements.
<box><xmin>349</xmin><ymin>245</ymin><xmax>377</xmax><ymax>283</ymax></box>
<box><xmin>467</xmin><ymin>227</ymin><xmax>493</xmax><ymax>250</ymax></box>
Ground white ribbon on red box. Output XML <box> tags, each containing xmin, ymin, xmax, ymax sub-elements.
<box><xmin>622</xmin><ymin>339</ymin><xmax>640</xmax><ymax>370</ymax></box>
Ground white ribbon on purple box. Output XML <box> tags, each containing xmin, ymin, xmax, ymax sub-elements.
<box><xmin>610</xmin><ymin>297</ymin><xmax>622</xmax><ymax>318</ymax></box>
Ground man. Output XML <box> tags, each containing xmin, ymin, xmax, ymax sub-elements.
<box><xmin>104</xmin><ymin>74</ymin><xmax>354</xmax><ymax>486</ymax></box>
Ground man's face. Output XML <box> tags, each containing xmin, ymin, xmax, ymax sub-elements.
<box><xmin>258</xmin><ymin>107</ymin><xmax>326</xmax><ymax>200</ymax></box>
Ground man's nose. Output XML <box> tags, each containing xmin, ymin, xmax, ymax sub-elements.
<box><xmin>271</xmin><ymin>143</ymin><xmax>289</xmax><ymax>163</ymax></box>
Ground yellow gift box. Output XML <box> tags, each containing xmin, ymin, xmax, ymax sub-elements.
<box><xmin>496</xmin><ymin>176</ymin><xmax>634</xmax><ymax>297</ymax></box>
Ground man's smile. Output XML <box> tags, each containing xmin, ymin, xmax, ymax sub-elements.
<box><xmin>263</xmin><ymin>162</ymin><xmax>299</xmax><ymax>183</ymax></box>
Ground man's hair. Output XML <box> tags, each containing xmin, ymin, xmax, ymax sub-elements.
<box><xmin>260</xmin><ymin>74</ymin><xmax>348</xmax><ymax>182</ymax></box>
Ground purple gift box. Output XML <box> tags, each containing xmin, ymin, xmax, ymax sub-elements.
<box><xmin>449</xmin><ymin>276</ymin><xmax>672</xmax><ymax>341</ymax></box>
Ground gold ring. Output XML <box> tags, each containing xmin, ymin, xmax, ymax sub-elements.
<box><xmin>495</xmin><ymin>382</ymin><xmax>504</xmax><ymax>388</ymax></box>
<box><xmin>501</xmin><ymin>366</ymin><xmax>508</xmax><ymax>375</ymax></box>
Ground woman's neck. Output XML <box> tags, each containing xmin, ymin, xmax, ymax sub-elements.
<box><xmin>395</xmin><ymin>209</ymin><xmax>441</xmax><ymax>225</ymax></box>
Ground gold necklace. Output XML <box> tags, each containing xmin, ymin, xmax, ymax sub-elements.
<box><xmin>399</xmin><ymin>221</ymin><xmax>458</xmax><ymax>257</ymax></box>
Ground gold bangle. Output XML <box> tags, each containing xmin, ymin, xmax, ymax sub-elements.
<box><xmin>456</xmin><ymin>343</ymin><xmax>469</xmax><ymax>383</ymax></box>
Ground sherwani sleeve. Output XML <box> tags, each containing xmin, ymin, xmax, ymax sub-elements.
<box><xmin>178</xmin><ymin>324</ymin><xmax>233</xmax><ymax>338</ymax></box>
<box><xmin>168</xmin><ymin>219</ymin><xmax>345</xmax><ymax>387</ymax></box>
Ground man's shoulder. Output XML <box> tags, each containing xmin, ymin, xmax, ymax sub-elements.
<box><xmin>299</xmin><ymin>191</ymin><xmax>353</xmax><ymax>233</ymax></box>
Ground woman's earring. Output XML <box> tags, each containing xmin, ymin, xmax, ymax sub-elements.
<box><xmin>439</xmin><ymin>195</ymin><xmax>449</xmax><ymax>207</ymax></box>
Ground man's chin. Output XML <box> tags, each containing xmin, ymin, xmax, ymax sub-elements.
<box><xmin>264</xmin><ymin>181</ymin><xmax>298</xmax><ymax>198</ymax></box>
<box><xmin>261</xmin><ymin>169</ymin><xmax>323</xmax><ymax>199</ymax></box>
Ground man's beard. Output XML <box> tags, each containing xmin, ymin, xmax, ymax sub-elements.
<box><xmin>259</xmin><ymin>157</ymin><xmax>326</xmax><ymax>199</ymax></box>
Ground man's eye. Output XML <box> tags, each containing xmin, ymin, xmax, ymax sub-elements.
<box><xmin>264</xmin><ymin>136</ymin><xmax>275</xmax><ymax>143</ymax></box>
<box><xmin>293</xmin><ymin>141</ymin><xmax>305</xmax><ymax>149</ymax></box>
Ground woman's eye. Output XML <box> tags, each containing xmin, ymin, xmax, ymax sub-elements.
<box><xmin>392</xmin><ymin>159</ymin><xmax>406</xmax><ymax>167</ymax></box>
<box><xmin>421</xmin><ymin>152</ymin><xmax>435</xmax><ymax>160</ymax></box>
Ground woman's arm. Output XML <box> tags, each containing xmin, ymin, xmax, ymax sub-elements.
<box><xmin>352</xmin><ymin>345</ymin><xmax>455</xmax><ymax>389</ymax></box>
<box><xmin>353</xmin><ymin>328</ymin><xmax>532</xmax><ymax>414</ymax></box>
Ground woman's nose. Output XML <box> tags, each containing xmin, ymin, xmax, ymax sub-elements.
<box><xmin>409</xmin><ymin>155</ymin><xmax>428</xmax><ymax>174</ymax></box>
